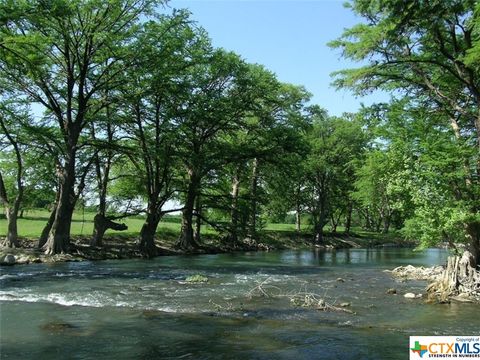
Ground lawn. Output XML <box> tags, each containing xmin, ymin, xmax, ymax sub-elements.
<box><xmin>0</xmin><ymin>209</ymin><xmax>182</xmax><ymax>239</ymax></box>
<box><xmin>0</xmin><ymin>208</ymin><xmax>403</xmax><ymax>248</ymax></box>
<box><xmin>0</xmin><ymin>209</ymin><xmax>309</xmax><ymax>239</ymax></box>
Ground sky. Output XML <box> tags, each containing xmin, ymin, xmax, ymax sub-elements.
<box><xmin>168</xmin><ymin>0</ymin><xmax>387</xmax><ymax>116</ymax></box>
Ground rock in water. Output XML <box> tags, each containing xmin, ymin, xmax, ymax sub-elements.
<box><xmin>389</xmin><ymin>265</ymin><xmax>444</xmax><ymax>281</ymax></box>
<box><xmin>1</xmin><ymin>254</ymin><xmax>16</xmax><ymax>265</ymax></box>
<box><xmin>386</xmin><ymin>288</ymin><xmax>397</xmax><ymax>295</ymax></box>
<box><xmin>404</xmin><ymin>293</ymin><xmax>416</xmax><ymax>299</ymax></box>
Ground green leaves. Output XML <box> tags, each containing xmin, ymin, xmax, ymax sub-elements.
<box><xmin>331</xmin><ymin>0</ymin><xmax>479</xmax><ymax>113</ymax></box>
<box><xmin>332</xmin><ymin>0</ymin><xmax>480</xmax><ymax>249</ymax></box>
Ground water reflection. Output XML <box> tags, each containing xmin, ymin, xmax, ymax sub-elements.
<box><xmin>279</xmin><ymin>248</ymin><xmax>448</xmax><ymax>267</ymax></box>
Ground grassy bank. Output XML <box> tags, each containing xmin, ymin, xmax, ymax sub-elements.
<box><xmin>0</xmin><ymin>209</ymin><xmax>408</xmax><ymax>246</ymax></box>
<box><xmin>0</xmin><ymin>209</ymin><xmax>413</xmax><ymax>264</ymax></box>
<box><xmin>0</xmin><ymin>209</ymin><xmax>182</xmax><ymax>239</ymax></box>
<box><xmin>1</xmin><ymin>209</ymin><xmax>312</xmax><ymax>237</ymax></box>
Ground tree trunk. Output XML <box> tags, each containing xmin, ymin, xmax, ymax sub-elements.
<box><xmin>466</xmin><ymin>222</ymin><xmax>480</xmax><ymax>268</ymax></box>
<box><xmin>177</xmin><ymin>206</ymin><xmax>195</xmax><ymax>251</ymax></box>
<box><xmin>331</xmin><ymin>215</ymin><xmax>338</xmax><ymax>234</ymax></box>
<box><xmin>248</xmin><ymin>158</ymin><xmax>259</xmax><ymax>238</ymax></box>
<box><xmin>38</xmin><ymin>199</ymin><xmax>58</xmax><ymax>249</ymax></box>
<box><xmin>91</xmin><ymin>118</ymin><xmax>114</xmax><ymax>247</ymax></box>
<box><xmin>345</xmin><ymin>202</ymin><xmax>353</xmax><ymax>235</ymax></box>
<box><xmin>330</xmin><ymin>211</ymin><xmax>342</xmax><ymax>234</ymax></box>
<box><xmin>91</xmin><ymin>164</ymin><xmax>115</xmax><ymax>248</ymax></box>
<box><xmin>362</xmin><ymin>207</ymin><xmax>371</xmax><ymax>230</ymax></box>
<box><xmin>91</xmin><ymin>218</ymin><xmax>105</xmax><ymax>247</ymax></box>
<box><xmin>43</xmin><ymin>197</ymin><xmax>75</xmax><ymax>254</ymax></box>
<box><xmin>177</xmin><ymin>171</ymin><xmax>199</xmax><ymax>251</ymax></box>
<box><xmin>448</xmin><ymin>116</ymin><xmax>479</xmax><ymax>266</ymax></box>
<box><xmin>374</xmin><ymin>211</ymin><xmax>382</xmax><ymax>233</ymax></box>
<box><xmin>139</xmin><ymin>209</ymin><xmax>161</xmax><ymax>258</ymax></box>
<box><xmin>314</xmin><ymin>223</ymin><xmax>324</xmax><ymax>244</ymax></box>
<box><xmin>0</xmin><ymin>173</ymin><xmax>21</xmax><ymax>248</ymax></box>
<box><xmin>193</xmin><ymin>196</ymin><xmax>201</xmax><ymax>244</ymax></box>
<box><xmin>91</xmin><ymin>214</ymin><xmax>128</xmax><ymax>247</ymax></box>
<box><xmin>295</xmin><ymin>204</ymin><xmax>301</xmax><ymax>233</ymax></box>
<box><xmin>294</xmin><ymin>183</ymin><xmax>301</xmax><ymax>233</ymax></box>
<box><xmin>427</xmin><ymin>251</ymin><xmax>480</xmax><ymax>302</ymax></box>
<box><xmin>229</xmin><ymin>168</ymin><xmax>241</xmax><ymax>244</ymax></box>
<box><xmin>3</xmin><ymin>208</ymin><xmax>20</xmax><ymax>248</ymax></box>
<box><xmin>315</xmin><ymin>196</ymin><xmax>327</xmax><ymax>244</ymax></box>
<box><xmin>0</xmin><ymin>124</ymin><xmax>23</xmax><ymax>248</ymax></box>
<box><xmin>43</xmin><ymin>160</ymin><xmax>76</xmax><ymax>255</ymax></box>
<box><xmin>382</xmin><ymin>216</ymin><xmax>391</xmax><ymax>234</ymax></box>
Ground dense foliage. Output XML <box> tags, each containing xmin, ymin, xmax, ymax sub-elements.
<box><xmin>330</xmin><ymin>0</ymin><xmax>480</xmax><ymax>262</ymax></box>
<box><xmin>1</xmin><ymin>0</ymin><xmax>478</xmax><ymax>264</ymax></box>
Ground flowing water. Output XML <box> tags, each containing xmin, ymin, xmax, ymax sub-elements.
<box><xmin>0</xmin><ymin>248</ymin><xmax>478</xmax><ymax>359</ymax></box>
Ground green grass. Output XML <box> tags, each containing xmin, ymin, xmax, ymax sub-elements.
<box><xmin>0</xmin><ymin>209</ymin><xmax>174</xmax><ymax>238</ymax></box>
<box><xmin>0</xmin><ymin>209</ymin><xmax>216</xmax><ymax>239</ymax></box>
<box><xmin>1</xmin><ymin>209</ymin><xmax>406</xmax><ymax>249</ymax></box>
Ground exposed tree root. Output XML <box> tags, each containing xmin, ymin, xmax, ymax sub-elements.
<box><xmin>426</xmin><ymin>251</ymin><xmax>480</xmax><ymax>303</ymax></box>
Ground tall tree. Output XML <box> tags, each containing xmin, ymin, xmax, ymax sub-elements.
<box><xmin>363</xmin><ymin>101</ymin><xmax>476</xmax><ymax>249</ymax></box>
<box><xmin>354</xmin><ymin>150</ymin><xmax>396</xmax><ymax>233</ymax></box>
<box><xmin>330</xmin><ymin>0</ymin><xmax>480</xmax><ymax>263</ymax></box>
<box><xmin>0</xmin><ymin>0</ymin><xmax>161</xmax><ymax>254</ymax></box>
<box><xmin>0</xmin><ymin>100</ymin><xmax>26</xmax><ymax>247</ymax></box>
<box><xmin>244</xmin><ymin>84</ymin><xmax>311</xmax><ymax>239</ymax></box>
<box><xmin>119</xmin><ymin>12</ymin><xmax>207</xmax><ymax>257</ymax></box>
<box><xmin>304</xmin><ymin>108</ymin><xmax>366</xmax><ymax>242</ymax></box>
<box><xmin>173</xmin><ymin>57</ymin><xmax>277</xmax><ymax>250</ymax></box>
<box><xmin>90</xmin><ymin>116</ymin><xmax>128</xmax><ymax>247</ymax></box>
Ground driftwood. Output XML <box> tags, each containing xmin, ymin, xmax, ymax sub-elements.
<box><xmin>288</xmin><ymin>292</ymin><xmax>355</xmax><ymax>314</ymax></box>
<box><xmin>246</xmin><ymin>277</ymin><xmax>281</xmax><ymax>298</ymax></box>
<box><xmin>427</xmin><ymin>251</ymin><xmax>480</xmax><ymax>302</ymax></box>
<box><xmin>246</xmin><ymin>277</ymin><xmax>355</xmax><ymax>314</ymax></box>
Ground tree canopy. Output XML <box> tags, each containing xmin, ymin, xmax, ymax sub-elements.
<box><xmin>1</xmin><ymin>0</ymin><xmax>479</xmax><ymax>267</ymax></box>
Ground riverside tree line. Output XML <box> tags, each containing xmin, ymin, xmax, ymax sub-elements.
<box><xmin>0</xmin><ymin>0</ymin><xmax>479</xmax><ymax>265</ymax></box>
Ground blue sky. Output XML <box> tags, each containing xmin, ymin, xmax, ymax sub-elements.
<box><xmin>168</xmin><ymin>0</ymin><xmax>388</xmax><ymax>116</ymax></box>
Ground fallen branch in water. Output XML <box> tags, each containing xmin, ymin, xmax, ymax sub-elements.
<box><xmin>208</xmin><ymin>299</ymin><xmax>240</xmax><ymax>312</ymax></box>
<box><xmin>246</xmin><ymin>277</ymin><xmax>281</xmax><ymax>299</ymax></box>
<box><xmin>246</xmin><ymin>278</ymin><xmax>355</xmax><ymax>314</ymax></box>
<box><xmin>287</xmin><ymin>291</ymin><xmax>355</xmax><ymax>314</ymax></box>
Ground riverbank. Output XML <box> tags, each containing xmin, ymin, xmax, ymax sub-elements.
<box><xmin>0</xmin><ymin>229</ymin><xmax>412</xmax><ymax>266</ymax></box>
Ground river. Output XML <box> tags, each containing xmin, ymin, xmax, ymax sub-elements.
<box><xmin>0</xmin><ymin>248</ymin><xmax>478</xmax><ymax>359</ymax></box>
